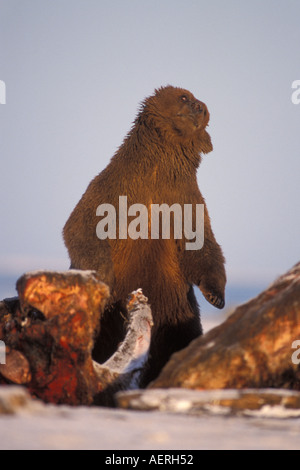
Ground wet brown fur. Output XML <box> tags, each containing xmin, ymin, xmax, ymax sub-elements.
<box><xmin>63</xmin><ymin>86</ymin><xmax>226</xmax><ymax>384</ymax></box>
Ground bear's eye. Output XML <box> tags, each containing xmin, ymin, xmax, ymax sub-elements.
<box><xmin>180</xmin><ymin>95</ymin><xmax>188</xmax><ymax>102</ymax></box>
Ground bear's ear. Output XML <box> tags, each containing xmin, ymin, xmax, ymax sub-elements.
<box><xmin>199</xmin><ymin>130</ymin><xmax>213</xmax><ymax>154</ymax></box>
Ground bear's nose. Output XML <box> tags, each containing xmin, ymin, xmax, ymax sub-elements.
<box><xmin>193</xmin><ymin>100</ymin><xmax>206</xmax><ymax>114</ymax></box>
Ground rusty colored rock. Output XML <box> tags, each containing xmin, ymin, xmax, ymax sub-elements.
<box><xmin>150</xmin><ymin>262</ymin><xmax>300</xmax><ymax>391</ymax></box>
<box><xmin>0</xmin><ymin>270</ymin><xmax>153</xmax><ymax>406</ymax></box>
<box><xmin>0</xmin><ymin>270</ymin><xmax>109</xmax><ymax>404</ymax></box>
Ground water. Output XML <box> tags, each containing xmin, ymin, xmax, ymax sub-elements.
<box><xmin>0</xmin><ymin>275</ymin><xmax>19</xmax><ymax>300</ymax></box>
<box><xmin>0</xmin><ymin>273</ymin><xmax>266</xmax><ymax>305</ymax></box>
<box><xmin>0</xmin><ymin>273</ymin><xmax>266</xmax><ymax>333</ymax></box>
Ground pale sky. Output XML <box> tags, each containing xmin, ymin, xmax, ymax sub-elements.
<box><xmin>0</xmin><ymin>0</ymin><xmax>299</xmax><ymax>293</ymax></box>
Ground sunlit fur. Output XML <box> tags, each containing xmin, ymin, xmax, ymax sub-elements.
<box><xmin>63</xmin><ymin>85</ymin><xmax>226</xmax><ymax>384</ymax></box>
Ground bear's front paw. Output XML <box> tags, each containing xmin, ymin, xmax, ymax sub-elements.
<box><xmin>198</xmin><ymin>273</ymin><xmax>226</xmax><ymax>310</ymax></box>
<box><xmin>203</xmin><ymin>291</ymin><xmax>225</xmax><ymax>309</ymax></box>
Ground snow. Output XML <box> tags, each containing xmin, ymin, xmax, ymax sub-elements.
<box><xmin>1</xmin><ymin>403</ymin><xmax>300</xmax><ymax>450</ymax></box>
<box><xmin>0</xmin><ymin>386</ymin><xmax>300</xmax><ymax>450</ymax></box>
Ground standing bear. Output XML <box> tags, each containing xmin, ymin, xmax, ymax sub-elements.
<box><xmin>63</xmin><ymin>85</ymin><xmax>226</xmax><ymax>384</ymax></box>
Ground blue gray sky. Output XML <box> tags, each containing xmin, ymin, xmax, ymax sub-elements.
<box><xmin>0</xmin><ymin>0</ymin><xmax>299</xmax><ymax>295</ymax></box>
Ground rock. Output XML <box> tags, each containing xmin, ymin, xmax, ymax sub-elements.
<box><xmin>150</xmin><ymin>262</ymin><xmax>300</xmax><ymax>391</ymax></box>
<box><xmin>116</xmin><ymin>388</ymin><xmax>300</xmax><ymax>418</ymax></box>
<box><xmin>0</xmin><ymin>270</ymin><xmax>109</xmax><ymax>405</ymax></box>
<box><xmin>0</xmin><ymin>271</ymin><xmax>153</xmax><ymax>406</ymax></box>
<box><xmin>0</xmin><ymin>386</ymin><xmax>37</xmax><ymax>414</ymax></box>
<box><xmin>0</xmin><ymin>348</ymin><xmax>31</xmax><ymax>384</ymax></box>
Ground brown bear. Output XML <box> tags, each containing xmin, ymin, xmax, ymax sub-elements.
<box><xmin>63</xmin><ymin>85</ymin><xmax>226</xmax><ymax>385</ymax></box>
